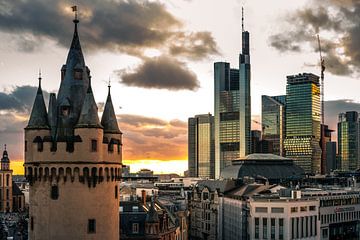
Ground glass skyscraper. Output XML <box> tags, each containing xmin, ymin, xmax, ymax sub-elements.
<box><xmin>338</xmin><ymin>111</ymin><xmax>360</xmax><ymax>171</ymax></box>
<box><xmin>261</xmin><ymin>95</ymin><xmax>286</xmax><ymax>156</ymax></box>
<box><xmin>188</xmin><ymin>114</ymin><xmax>215</xmax><ymax>179</ymax></box>
<box><xmin>284</xmin><ymin>73</ymin><xmax>321</xmax><ymax>173</ymax></box>
<box><xmin>239</xmin><ymin>29</ymin><xmax>251</xmax><ymax>158</ymax></box>
<box><xmin>214</xmin><ymin>62</ymin><xmax>240</xmax><ymax>178</ymax></box>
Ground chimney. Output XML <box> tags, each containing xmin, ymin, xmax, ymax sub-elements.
<box><xmin>141</xmin><ymin>190</ymin><xmax>146</xmax><ymax>205</ymax></box>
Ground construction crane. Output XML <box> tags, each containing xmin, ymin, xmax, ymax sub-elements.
<box><xmin>318</xmin><ymin>35</ymin><xmax>326</xmax><ymax>174</ymax></box>
<box><xmin>317</xmin><ymin>35</ymin><xmax>325</xmax><ymax>126</ymax></box>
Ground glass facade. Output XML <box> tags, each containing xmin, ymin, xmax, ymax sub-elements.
<box><xmin>338</xmin><ymin>111</ymin><xmax>359</xmax><ymax>171</ymax></box>
<box><xmin>188</xmin><ymin>114</ymin><xmax>215</xmax><ymax>178</ymax></box>
<box><xmin>214</xmin><ymin>62</ymin><xmax>241</xmax><ymax>178</ymax></box>
<box><xmin>239</xmin><ymin>30</ymin><xmax>251</xmax><ymax>158</ymax></box>
<box><xmin>262</xmin><ymin>95</ymin><xmax>286</xmax><ymax>156</ymax></box>
<box><xmin>284</xmin><ymin>73</ymin><xmax>321</xmax><ymax>173</ymax></box>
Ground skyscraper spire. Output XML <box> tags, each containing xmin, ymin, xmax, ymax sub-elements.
<box><xmin>242</xmin><ymin>7</ymin><xmax>244</xmax><ymax>32</ymax></box>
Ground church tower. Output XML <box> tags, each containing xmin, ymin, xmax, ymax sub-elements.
<box><xmin>24</xmin><ymin>13</ymin><xmax>122</xmax><ymax>240</ymax></box>
<box><xmin>0</xmin><ymin>145</ymin><xmax>13</xmax><ymax>212</ymax></box>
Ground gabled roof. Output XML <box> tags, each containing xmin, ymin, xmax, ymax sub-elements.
<box><xmin>26</xmin><ymin>77</ymin><xmax>49</xmax><ymax>130</ymax></box>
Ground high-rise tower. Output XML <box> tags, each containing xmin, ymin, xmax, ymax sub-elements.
<box><xmin>188</xmin><ymin>114</ymin><xmax>215</xmax><ymax>179</ymax></box>
<box><xmin>239</xmin><ymin>7</ymin><xmax>251</xmax><ymax>157</ymax></box>
<box><xmin>24</xmin><ymin>13</ymin><xmax>122</xmax><ymax>240</ymax></box>
<box><xmin>284</xmin><ymin>73</ymin><xmax>321</xmax><ymax>173</ymax></box>
<box><xmin>338</xmin><ymin>111</ymin><xmax>360</xmax><ymax>171</ymax></box>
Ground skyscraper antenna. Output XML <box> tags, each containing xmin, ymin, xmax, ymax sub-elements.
<box><xmin>242</xmin><ymin>7</ymin><xmax>244</xmax><ymax>32</ymax></box>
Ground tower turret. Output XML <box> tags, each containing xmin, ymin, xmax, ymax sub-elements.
<box><xmin>26</xmin><ymin>74</ymin><xmax>49</xmax><ymax>130</ymax></box>
<box><xmin>101</xmin><ymin>84</ymin><xmax>121</xmax><ymax>134</ymax></box>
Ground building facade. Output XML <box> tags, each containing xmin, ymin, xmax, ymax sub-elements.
<box><xmin>262</xmin><ymin>95</ymin><xmax>286</xmax><ymax>156</ymax></box>
<box><xmin>24</xmin><ymin>17</ymin><xmax>122</xmax><ymax>240</ymax></box>
<box><xmin>239</xmin><ymin>24</ymin><xmax>251</xmax><ymax>159</ymax></box>
<box><xmin>326</xmin><ymin>142</ymin><xmax>337</xmax><ymax>173</ymax></box>
<box><xmin>284</xmin><ymin>73</ymin><xmax>321</xmax><ymax>173</ymax></box>
<box><xmin>188</xmin><ymin>114</ymin><xmax>215</xmax><ymax>179</ymax></box>
<box><xmin>338</xmin><ymin>111</ymin><xmax>360</xmax><ymax>171</ymax></box>
<box><xmin>214</xmin><ymin>62</ymin><xmax>241</xmax><ymax>178</ymax></box>
<box><xmin>248</xmin><ymin>195</ymin><xmax>319</xmax><ymax>240</ymax></box>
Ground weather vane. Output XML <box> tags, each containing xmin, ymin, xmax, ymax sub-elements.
<box><xmin>71</xmin><ymin>5</ymin><xmax>78</xmax><ymax>22</ymax></box>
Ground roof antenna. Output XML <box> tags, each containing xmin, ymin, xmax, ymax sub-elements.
<box><xmin>242</xmin><ymin>7</ymin><xmax>244</xmax><ymax>32</ymax></box>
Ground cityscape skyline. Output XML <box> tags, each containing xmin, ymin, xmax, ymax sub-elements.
<box><xmin>1</xmin><ymin>0</ymin><xmax>360</xmax><ymax>175</ymax></box>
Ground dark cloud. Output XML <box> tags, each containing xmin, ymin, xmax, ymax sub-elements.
<box><xmin>269</xmin><ymin>0</ymin><xmax>360</xmax><ymax>76</ymax></box>
<box><xmin>117</xmin><ymin>56</ymin><xmax>199</xmax><ymax>90</ymax></box>
<box><xmin>0</xmin><ymin>85</ymin><xmax>49</xmax><ymax>113</ymax></box>
<box><xmin>0</xmin><ymin>0</ymin><xmax>218</xmax><ymax>60</ymax></box>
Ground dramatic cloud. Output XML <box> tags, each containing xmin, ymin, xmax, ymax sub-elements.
<box><xmin>118</xmin><ymin>114</ymin><xmax>187</xmax><ymax>160</ymax></box>
<box><xmin>169</xmin><ymin>32</ymin><xmax>219</xmax><ymax>60</ymax></box>
<box><xmin>0</xmin><ymin>85</ymin><xmax>49</xmax><ymax>113</ymax></box>
<box><xmin>269</xmin><ymin>0</ymin><xmax>360</xmax><ymax>76</ymax></box>
<box><xmin>0</xmin><ymin>0</ymin><xmax>219</xmax><ymax>60</ymax></box>
<box><xmin>117</xmin><ymin>56</ymin><xmax>199</xmax><ymax>90</ymax></box>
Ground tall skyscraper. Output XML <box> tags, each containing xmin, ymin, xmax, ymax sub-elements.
<box><xmin>214</xmin><ymin>9</ymin><xmax>251</xmax><ymax>178</ymax></box>
<box><xmin>261</xmin><ymin>95</ymin><xmax>286</xmax><ymax>156</ymax></box>
<box><xmin>24</xmin><ymin>15</ymin><xmax>122</xmax><ymax>239</ymax></box>
<box><xmin>214</xmin><ymin>62</ymin><xmax>240</xmax><ymax>178</ymax></box>
<box><xmin>188</xmin><ymin>114</ymin><xmax>215</xmax><ymax>179</ymax></box>
<box><xmin>284</xmin><ymin>73</ymin><xmax>321</xmax><ymax>173</ymax></box>
<box><xmin>338</xmin><ymin>111</ymin><xmax>360</xmax><ymax>171</ymax></box>
<box><xmin>239</xmin><ymin>9</ymin><xmax>251</xmax><ymax>158</ymax></box>
<box><xmin>326</xmin><ymin>142</ymin><xmax>337</xmax><ymax>173</ymax></box>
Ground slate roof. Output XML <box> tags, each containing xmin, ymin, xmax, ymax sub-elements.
<box><xmin>26</xmin><ymin>79</ymin><xmax>49</xmax><ymax>130</ymax></box>
<box><xmin>75</xmin><ymin>84</ymin><xmax>102</xmax><ymax>128</ymax></box>
<box><xmin>101</xmin><ymin>86</ymin><xmax>121</xmax><ymax>134</ymax></box>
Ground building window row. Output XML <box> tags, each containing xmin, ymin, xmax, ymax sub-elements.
<box><xmin>321</xmin><ymin>210</ymin><xmax>360</xmax><ymax>224</ymax></box>
<box><xmin>291</xmin><ymin>215</ymin><xmax>317</xmax><ymax>239</ymax></box>
<box><xmin>254</xmin><ymin>217</ymin><xmax>284</xmax><ymax>240</ymax></box>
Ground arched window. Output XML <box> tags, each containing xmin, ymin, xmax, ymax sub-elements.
<box><xmin>6</xmin><ymin>174</ymin><xmax>9</xmax><ymax>187</ymax></box>
<box><xmin>51</xmin><ymin>185</ymin><xmax>59</xmax><ymax>200</ymax></box>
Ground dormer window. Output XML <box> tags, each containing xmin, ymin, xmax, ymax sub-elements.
<box><xmin>61</xmin><ymin>106</ymin><xmax>70</xmax><ymax>117</ymax></box>
<box><xmin>74</xmin><ymin>69</ymin><xmax>83</xmax><ymax>80</ymax></box>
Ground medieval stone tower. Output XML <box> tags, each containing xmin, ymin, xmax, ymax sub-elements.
<box><xmin>24</xmin><ymin>15</ymin><xmax>122</xmax><ymax>240</ymax></box>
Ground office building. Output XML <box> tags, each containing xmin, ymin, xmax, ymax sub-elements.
<box><xmin>320</xmin><ymin>124</ymin><xmax>334</xmax><ymax>174</ymax></box>
<box><xmin>326</xmin><ymin>142</ymin><xmax>337</xmax><ymax>173</ymax></box>
<box><xmin>214</xmin><ymin>12</ymin><xmax>251</xmax><ymax>178</ymax></box>
<box><xmin>239</xmin><ymin>15</ymin><xmax>251</xmax><ymax>159</ymax></box>
<box><xmin>284</xmin><ymin>73</ymin><xmax>321</xmax><ymax>173</ymax></box>
<box><xmin>262</xmin><ymin>95</ymin><xmax>286</xmax><ymax>156</ymax></box>
<box><xmin>25</xmin><ymin>16</ymin><xmax>122</xmax><ymax>239</ymax></box>
<box><xmin>338</xmin><ymin>111</ymin><xmax>360</xmax><ymax>171</ymax></box>
<box><xmin>214</xmin><ymin>62</ymin><xmax>241</xmax><ymax>178</ymax></box>
<box><xmin>188</xmin><ymin>114</ymin><xmax>215</xmax><ymax>179</ymax></box>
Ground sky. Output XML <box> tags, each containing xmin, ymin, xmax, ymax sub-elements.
<box><xmin>0</xmin><ymin>0</ymin><xmax>360</xmax><ymax>175</ymax></box>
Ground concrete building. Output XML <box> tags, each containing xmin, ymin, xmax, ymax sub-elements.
<box><xmin>188</xmin><ymin>114</ymin><xmax>215</xmax><ymax>179</ymax></box>
<box><xmin>284</xmin><ymin>73</ymin><xmax>322</xmax><ymax>173</ymax></box>
<box><xmin>24</xmin><ymin>16</ymin><xmax>122</xmax><ymax>239</ymax></box>
<box><xmin>338</xmin><ymin>111</ymin><xmax>360</xmax><ymax>171</ymax></box>
<box><xmin>261</xmin><ymin>95</ymin><xmax>286</xmax><ymax>156</ymax></box>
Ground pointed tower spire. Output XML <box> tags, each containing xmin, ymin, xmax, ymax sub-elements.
<box><xmin>101</xmin><ymin>83</ymin><xmax>121</xmax><ymax>134</ymax></box>
<box><xmin>242</xmin><ymin>7</ymin><xmax>244</xmax><ymax>32</ymax></box>
<box><xmin>76</xmin><ymin>75</ymin><xmax>102</xmax><ymax>128</ymax></box>
<box><xmin>1</xmin><ymin>144</ymin><xmax>10</xmax><ymax>171</ymax></box>
<box><xmin>56</xmin><ymin>8</ymin><xmax>90</xmax><ymax>136</ymax></box>
<box><xmin>26</xmin><ymin>73</ymin><xmax>49</xmax><ymax>130</ymax></box>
